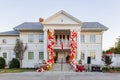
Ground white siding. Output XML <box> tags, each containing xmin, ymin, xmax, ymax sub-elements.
<box><xmin>45</xmin><ymin>14</ymin><xmax>79</xmax><ymax>24</ymax></box>
<box><xmin>19</xmin><ymin>31</ymin><xmax>44</xmax><ymax>68</ymax></box>
<box><xmin>0</xmin><ymin>36</ymin><xmax>18</xmax><ymax>65</ymax></box>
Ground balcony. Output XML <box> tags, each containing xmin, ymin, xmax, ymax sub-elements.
<box><xmin>54</xmin><ymin>41</ymin><xmax>70</xmax><ymax>49</ymax></box>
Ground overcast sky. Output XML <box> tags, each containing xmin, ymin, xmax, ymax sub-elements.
<box><xmin>0</xmin><ymin>0</ymin><xmax>120</xmax><ymax>50</ymax></box>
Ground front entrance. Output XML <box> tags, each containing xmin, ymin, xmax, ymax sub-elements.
<box><xmin>55</xmin><ymin>52</ymin><xmax>69</xmax><ymax>63</ymax></box>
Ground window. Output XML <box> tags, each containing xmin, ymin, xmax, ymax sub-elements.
<box><xmin>81</xmin><ymin>34</ymin><xmax>85</xmax><ymax>43</ymax></box>
<box><xmin>28</xmin><ymin>34</ymin><xmax>34</xmax><ymax>43</ymax></box>
<box><xmin>90</xmin><ymin>34</ymin><xmax>96</xmax><ymax>43</ymax></box>
<box><xmin>39</xmin><ymin>34</ymin><xmax>44</xmax><ymax>42</ymax></box>
<box><xmin>90</xmin><ymin>52</ymin><xmax>96</xmax><ymax>59</ymax></box>
<box><xmin>28</xmin><ymin>52</ymin><xmax>34</xmax><ymax>60</ymax></box>
<box><xmin>81</xmin><ymin>52</ymin><xmax>85</xmax><ymax>60</ymax></box>
<box><xmin>39</xmin><ymin>52</ymin><xmax>44</xmax><ymax>60</ymax></box>
<box><xmin>2</xmin><ymin>39</ymin><xmax>7</xmax><ymax>44</ymax></box>
<box><xmin>3</xmin><ymin>53</ymin><xmax>7</xmax><ymax>58</ymax></box>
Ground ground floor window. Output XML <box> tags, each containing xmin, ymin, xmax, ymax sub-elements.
<box><xmin>39</xmin><ymin>52</ymin><xmax>44</xmax><ymax>60</ymax></box>
<box><xmin>3</xmin><ymin>52</ymin><xmax>7</xmax><ymax>58</ymax></box>
<box><xmin>81</xmin><ymin>51</ymin><xmax>85</xmax><ymax>60</ymax></box>
<box><xmin>90</xmin><ymin>51</ymin><xmax>96</xmax><ymax>59</ymax></box>
<box><xmin>28</xmin><ymin>52</ymin><xmax>34</xmax><ymax>60</ymax></box>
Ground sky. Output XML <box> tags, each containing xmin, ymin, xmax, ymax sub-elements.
<box><xmin>0</xmin><ymin>0</ymin><xmax>120</xmax><ymax>50</ymax></box>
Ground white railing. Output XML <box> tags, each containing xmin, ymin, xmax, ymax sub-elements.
<box><xmin>54</xmin><ymin>44</ymin><xmax>70</xmax><ymax>49</ymax></box>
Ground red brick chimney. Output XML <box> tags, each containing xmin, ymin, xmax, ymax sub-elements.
<box><xmin>39</xmin><ymin>18</ymin><xmax>44</xmax><ymax>23</ymax></box>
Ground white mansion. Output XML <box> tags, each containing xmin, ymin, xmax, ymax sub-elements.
<box><xmin>0</xmin><ymin>10</ymin><xmax>108</xmax><ymax>68</ymax></box>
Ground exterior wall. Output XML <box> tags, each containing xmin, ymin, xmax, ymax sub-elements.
<box><xmin>19</xmin><ymin>31</ymin><xmax>44</xmax><ymax>68</ymax></box>
<box><xmin>0</xmin><ymin>36</ymin><xmax>19</xmax><ymax>65</ymax></box>
<box><xmin>81</xmin><ymin>44</ymin><xmax>102</xmax><ymax>65</ymax></box>
<box><xmin>81</xmin><ymin>31</ymin><xmax>103</xmax><ymax>65</ymax></box>
<box><xmin>0</xmin><ymin>31</ymin><xmax>44</xmax><ymax>68</ymax></box>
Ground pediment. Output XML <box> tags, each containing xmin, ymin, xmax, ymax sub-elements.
<box><xmin>42</xmin><ymin>10</ymin><xmax>82</xmax><ymax>25</ymax></box>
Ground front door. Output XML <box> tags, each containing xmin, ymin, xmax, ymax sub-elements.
<box><xmin>57</xmin><ymin>52</ymin><xmax>68</xmax><ymax>63</ymax></box>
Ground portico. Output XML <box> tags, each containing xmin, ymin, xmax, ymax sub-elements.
<box><xmin>42</xmin><ymin>11</ymin><xmax>82</xmax><ymax>63</ymax></box>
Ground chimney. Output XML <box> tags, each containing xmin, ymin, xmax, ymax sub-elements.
<box><xmin>39</xmin><ymin>18</ymin><xmax>44</xmax><ymax>23</ymax></box>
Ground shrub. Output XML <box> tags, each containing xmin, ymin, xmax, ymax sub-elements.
<box><xmin>102</xmin><ymin>67</ymin><xmax>109</xmax><ymax>72</ymax></box>
<box><xmin>0</xmin><ymin>57</ymin><xmax>6</xmax><ymax>69</ymax></box>
<box><xmin>9</xmin><ymin>58</ymin><xmax>20</xmax><ymax>69</ymax></box>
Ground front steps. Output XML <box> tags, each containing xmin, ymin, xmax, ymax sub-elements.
<box><xmin>51</xmin><ymin>63</ymin><xmax>74</xmax><ymax>72</ymax></box>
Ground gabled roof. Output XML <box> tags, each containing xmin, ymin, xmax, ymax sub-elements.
<box><xmin>82</xmin><ymin>22</ymin><xmax>108</xmax><ymax>31</ymax></box>
<box><xmin>0</xmin><ymin>30</ymin><xmax>19</xmax><ymax>36</ymax></box>
<box><xmin>14</xmin><ymin>22</ymin><xmax>43</xmax><ymax>30</ymax></box>
<box><xmin>42</xmin><ymin>10</ymin><xmax>82</xmax><ymax>25</ymax></box>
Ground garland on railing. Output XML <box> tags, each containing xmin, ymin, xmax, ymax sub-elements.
<box><xmin>70</xmin><ymin>31</ymin><xmax>77</xmax><ymax>69</ymax></box>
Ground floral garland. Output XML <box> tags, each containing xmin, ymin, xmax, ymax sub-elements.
<box><xmin>47</xmin><ymin>30</ymin><xmax>55</xmax><ymax>67</ymax></box>
<box><xmin>37</xmin><ymin>30</ymin><xmax>55</xmax><ymax>72</ymax></box>
<box><xmin>70</xmin><ymin>31</ymin><xmax>77</xmax><ymax>69</ymax></box>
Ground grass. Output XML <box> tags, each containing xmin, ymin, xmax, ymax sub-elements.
<box><xmin>0</xmin><ymin>68</ymin><xmax>36</xmax><ymax>73</ymax></box>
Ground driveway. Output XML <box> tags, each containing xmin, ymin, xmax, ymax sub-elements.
<box><xmin>0</xmin><ymin>71</ymin><xmax>120</xmax><ymax>80</ymax></box>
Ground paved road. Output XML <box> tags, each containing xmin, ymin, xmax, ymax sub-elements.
<box><xmin>0</xmin><ymin>71</ymin><xmax>120</xmax><ymax>80</ymax></box>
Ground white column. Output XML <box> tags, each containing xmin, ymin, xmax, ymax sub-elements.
<box><xmin>77</xmin><ymin>29</ymin><xmax>81</xmax><ymax>61</ymax></box>
<box><xmin>57</xmin><ymin>35</ymin><xmax>60</xmax><ymax>45</ymax></box>
<box><xmin>65</xmin><ymin>35</ymin><xmax>67</xmax><ymax>45</ymax></box>
<box><xmin>58</xmin><ymin>35</ymin><xmax>61</xmax><ymax>45</ymax></box>
<box><xmin>43</xmin><ymin>29</ymin><xmax>48</xmax><ymax>61</ymax></box>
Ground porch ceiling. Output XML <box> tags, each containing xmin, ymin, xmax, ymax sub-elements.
<box><xmin>54</xmin><ymin>30</ymin><xmax>70</xmax><ymax>35</ymax></box>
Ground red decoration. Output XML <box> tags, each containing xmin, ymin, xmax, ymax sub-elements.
<box><xmin>37</xmin><ymin>30</ymin><xmax>55</xmax><ymax>72</ymax></box>
<box><xmin>70</xmin><ymin>31</ymin><xmax>77</xmax><ymax>69</ymax></box>
<box><xmin>107</xmin><ymin>52</ymin><xmax>112</xmax><ymax>54</ymax></box>
<box><xmin>39</xmin><ymin>18</ymin><xmax>44</xmax><ymax>23</ymax></box>
<box><xmin>47</xmin><ymin>30</ymin><xmax>55</xmax><ymax>65</ymax></box>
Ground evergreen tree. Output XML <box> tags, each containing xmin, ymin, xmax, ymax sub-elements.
<box><xmin>104</xmin><ymin>36</ymin><xmax>120</xmax><ymax>54</ymax></box>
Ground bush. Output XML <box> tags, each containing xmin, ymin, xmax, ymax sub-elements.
<box><xmin>0</xmin><ymin>57</ymin><xmax>6</xmax><ymax>69</ymax></box>
<box><xmin>9</xmin><ymin>58</ymin><xmax>20</xmax><ymax>69</ymax></box>
<box><xmin>102</xmin><ymin>67</ymin><xmax>109</xmax><ymax>72</ymax></box>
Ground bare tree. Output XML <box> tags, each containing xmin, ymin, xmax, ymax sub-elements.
<box><xmin>14</xmin><ymin>39</ymin><xmax>27</xmax><ymax>68</ymax></box>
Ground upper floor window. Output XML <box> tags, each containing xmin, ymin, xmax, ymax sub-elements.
<box><xmin>39</xmin><ymin>52</ymin><xmax>44</xmax><ymax>60</ymax></box>
<box><xmin>90</xmin><ymin>34</ymin><xmax>96</xmax><ymax>43</ymax></box>
<box><xmin>2</xmin><ymin>39</ymin><xmax>7</xmax><ymax>44</ymax></box>
<box><xmin>3</xmin><ymin>52</ymin><xmax>7</xmax><ymax>58</ymax></box>
<box><xmin>39</xmin><ymin>34</ymin><xmax>44</xmax><ymax>42</ymax></box>
<box><xmin>28</xmin><ymin>34</ymin><xmax>34</xmax><ymax>43</ymax></box>
<box><xmin>28</xmin><ymin>52</ymin><xmax>34</xmax><ymax>60</ymax></box>
<box><xmin>81</xmin><ymin>34</ymin><xmax>85</xmax><ymax>43</ymax></box>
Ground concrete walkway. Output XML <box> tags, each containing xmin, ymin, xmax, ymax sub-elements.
<box><xmin>0</xmin><ymin>71</ymin><xmax>120</xmax><ymax>80</ymax></box>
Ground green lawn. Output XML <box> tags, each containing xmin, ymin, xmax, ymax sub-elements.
<box><xmin>0</xmin><ymin>68</ymin><xmax>36</xmax><ymax>73</ymax></box>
